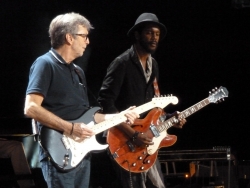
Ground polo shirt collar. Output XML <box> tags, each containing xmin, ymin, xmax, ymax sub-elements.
<box><xmin>49</xmin><ymin>48</ymin><xmax>68</xmax><ymax>65</ymax></box>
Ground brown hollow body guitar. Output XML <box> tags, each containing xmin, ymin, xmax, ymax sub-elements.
<box><xmin>107</xmin><ymin>86</ymin><xmax>228</xmax><ymax>173</ymax></box>
<box><xmin>107</xmin><ymin>107</ymin><xmax>176</xmax><ymax>173</ymax></box>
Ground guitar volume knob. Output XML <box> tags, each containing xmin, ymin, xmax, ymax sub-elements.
<box><xmin>140</xmin><ymin>166</ymin><xmax>145</xmax><ymax>170</ymax></box>
<box><xmin>138</xmin><ymin>156</ymin><xmax>143</xmax><ymax>160</ymax></box>
<box><xmin>147</xmin><ymin>149</ymin><xmax>153</xmax><ymax>155</ymax></box>
<box><xmin>132</xmin><ymin>163</ymin><xmax>136</xmax><ymax>167</ymax></box>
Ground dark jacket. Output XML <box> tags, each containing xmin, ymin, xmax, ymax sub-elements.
<box><xmin>98</xmin><ymin>46</ymin><xmax>159</xmax><ymax>117</ymax></box>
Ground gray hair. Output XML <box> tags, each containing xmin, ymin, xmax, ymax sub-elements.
<box><xmin>49</xmin><ymin>12</ymin><xmax>93</xmax><ymax>48</ymax></box>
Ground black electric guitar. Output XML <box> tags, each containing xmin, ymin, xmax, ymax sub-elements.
<box><xmin>39</xmin><ymin>95</ymin><xmax>178</xmax><ymax>171</ymax></box>
<box><xmin>107</xmin><ymin>86</ymin><xmax>228</xmax><ymax>172</ymax></box>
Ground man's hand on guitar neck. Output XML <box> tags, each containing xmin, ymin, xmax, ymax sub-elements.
<box><xmin>119</xmin><ymin>106</ymin><xmax>140</xmax><ymax>125</ymax></box>
<box><xmin>168</xmin><ymin>111</ymin><xmax>186</xmax><ymax>129</ymax></box>
<box><xmin>96</xmin><ymin>106</ymin><xmax>139</xmax><ymax>125</ymax></box>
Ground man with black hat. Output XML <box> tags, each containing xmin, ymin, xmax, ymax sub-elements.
<box><xmin>98</xmin><ymin>13</ymin><xmax>186</xmax><ymax>188</ymax></box>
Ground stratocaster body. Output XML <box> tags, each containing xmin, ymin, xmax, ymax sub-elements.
<box><xmin>40</xmin><ymin>107</ymin><xmax>105</xmax><ymax>171</ymax></box>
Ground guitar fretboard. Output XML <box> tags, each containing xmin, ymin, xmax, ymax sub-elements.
<box><xmin>92</xmin><ymin>96</ymin><xmax>178</xmax><ymax>134</ymax></box>
<box><xmin>157</xmin><ymin>98</ymin><xmax>210</xmax><ymax>133</ymax></box>
<box><xmin>180</xmin><ymin>98</ymin><xmax>210</xmax><ymax>119</ymax></box>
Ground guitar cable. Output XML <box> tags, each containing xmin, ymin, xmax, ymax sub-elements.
<box><xmin>125</xmin><ymin>160</ymin><xmax>134</xmax><ymax>188</ymax></box>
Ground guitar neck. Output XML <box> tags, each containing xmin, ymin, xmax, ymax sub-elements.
<box><xmin>159</xmin><ymin>98</ymin><xmax>210</xmax><ymax>131</ymax></box>
<box><xmin>180</xmin><ymin>98</ymin><xmax>210</xmax><ymax>119</ymax></box>
<box><xmin>92</xmin><ymin>100</ymin><xmax>170</xmax><ymax>134</ymax></box>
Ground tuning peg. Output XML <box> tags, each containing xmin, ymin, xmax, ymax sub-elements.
<box><xmin>215</xmin><ymin>87</ymin><xmax>218</xmax><ymax>90</ymax></box>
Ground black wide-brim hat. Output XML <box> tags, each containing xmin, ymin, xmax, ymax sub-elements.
<box><xmin>127</xmin><ymin>13</ymin><xmax>167</xmax><ymax>40</ymax></box>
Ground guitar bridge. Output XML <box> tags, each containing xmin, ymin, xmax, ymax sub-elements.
<box><xmin>150</xmin><ymin>124</ymin><xmax>160</xmax><ymax>137</ymax></box>
<box><xmin>112</xmin><ymin>152</ymin><xmax>119</xmax><ymax>159</ymax></box>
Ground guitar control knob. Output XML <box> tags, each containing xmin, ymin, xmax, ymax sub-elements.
<box><xmin>146</xmin><ymin>160</ymin><xmax>150</xmax><ymax>164</ymax></box>
<box><xmin>63</xmin><ymin>154</ymin><xmax>69</xmax><ymax>167</ymax></box>
<box><xmin>140</xmin><ymin>166</ymin><xmax>144</xmax><ymax>170</ymax></box>
<box><xmin>132</xmin><ymin>163</ymin><xmax>136</xmax><ymax>167</ymax></box>
<box><xmin>138</xmin><ymin>156</ymin><xmax>143</xmax><ymax>160</ymax></box>
<box><xmin>148</xmin><ymin>149</ymin><xmax>153</xmax><ymax>155</ymax></box>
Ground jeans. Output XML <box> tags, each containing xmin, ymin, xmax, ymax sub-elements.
<box><xmin>40</xmin><ymin>154</ymin><xmax>91</xmax><ymax>188</ymax></box>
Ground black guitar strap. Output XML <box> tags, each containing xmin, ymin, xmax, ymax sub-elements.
<box><xmin>73</xmin><ymin>66</ymin><xmax>84</xmax><ymax>84</ymax></box>
<box><xmin>74</xmin><ymin>66</ymin><xmax>102</xmax><ymax>109</ymax></box>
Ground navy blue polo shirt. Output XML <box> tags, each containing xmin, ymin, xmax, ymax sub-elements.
<box><xmin>26</xmin><ymin>48</ymin><xmax>89</xmax><ymax>120</ymax></box>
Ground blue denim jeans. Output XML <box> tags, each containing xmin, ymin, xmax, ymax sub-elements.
<box><xmin>40</xmin><ymin>154</ymin><xmax>91</xmax><ymax>188</ymax></box>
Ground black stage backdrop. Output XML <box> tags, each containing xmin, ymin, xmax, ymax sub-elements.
<box><xmin>0</xmin><ymin>0</ymin><xmax>250</xmax><ymax>160</ymax></box>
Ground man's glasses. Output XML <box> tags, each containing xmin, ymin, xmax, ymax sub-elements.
<box><xmin>74</xmin><ymin>34</ymin><xmax>88</xmax><ymax>41</ymax></box>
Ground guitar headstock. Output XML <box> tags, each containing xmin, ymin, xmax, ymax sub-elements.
<box><xmin>208</xmin><ymin>86</ymin><xmax>228</xmax><ymax>103</ymax></box>
<box><xmin>152</xmin><ymin>95</ymin><xmax>178</xmax><ymax>109</ymax></box>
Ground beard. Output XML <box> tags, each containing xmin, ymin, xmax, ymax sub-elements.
<box><xmin>138</xmin><ymin>38</ymin><xmax>158</xmax><ymax>54</ymax></box>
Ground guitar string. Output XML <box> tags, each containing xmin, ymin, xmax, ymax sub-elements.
<box><xmin>157</xmin><ymin>98</ymin><xmax>209</xmax><ymax>133</ymax></box>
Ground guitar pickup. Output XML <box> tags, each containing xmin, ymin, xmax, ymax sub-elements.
<box><xmin>150</xmin><ymin>124</ymin><xmax>160</xmax><ymax>137</ymax></box>
<box><xmin>126</xmin><ymin>140</ymin><xmax>135</xmax><ymax>152</ymax></box>
<box><xmin>62</xmin><ymin>135</ymin><xmax>70</xmax><ymax>150</ymax></box>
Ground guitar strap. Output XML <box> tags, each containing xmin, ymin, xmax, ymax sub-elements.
<box><xmin>153</xmin><ymin>77</ymin><xmax>160</xmax><ymax>97</ymax></box>
<box><xmin>153</xmin><ymin>77</ymin><xmax>168</xmax><ymax>120</ymax></box>
<box><xmin>74</xmin><ymin>66</ymin><xmax>101</xmax><ymax>108</ymax></box>
<box><xmin>73</xmin><ymin>66</ymin><xmax>84</xmax><ymax>84</ymax></box>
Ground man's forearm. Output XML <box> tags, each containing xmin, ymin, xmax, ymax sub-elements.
<box><xmin>24</xmin><ymin>104</ymin><xmax>72</xmax><ymax>134</ymax></box>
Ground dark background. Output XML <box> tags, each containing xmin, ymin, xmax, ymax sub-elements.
<box><xmin>1</xmin><ymin>0</ymin><xmax>250</xmax><ymax>161</ymax></box>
